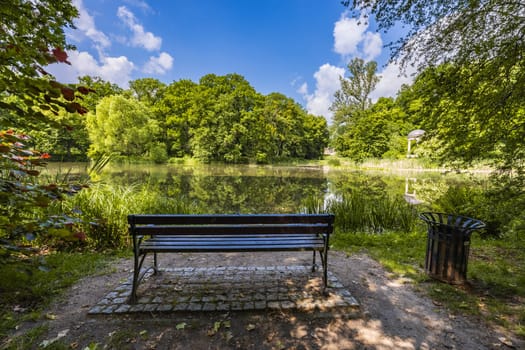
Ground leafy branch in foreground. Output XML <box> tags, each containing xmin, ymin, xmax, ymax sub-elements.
<box><xmin>0</xmin><ymin>131</ymin><xmax>87</xmax><ymax>256</ymax></box>
<box><xmin>0</xmin><ymin>1</ymin><xmax>93</xmax><ymax>128</ymax></box>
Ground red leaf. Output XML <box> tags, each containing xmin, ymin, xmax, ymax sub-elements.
<box><xmin>77</xmin><ymin>86</ymin><xmax>92</xmax><ymax>95</ymax></box>
<box><xmin>61</xmin><ymin>87</ymin><xmax>75</xmax><ymax>101</ymax></box>
<box><xmin>52</xmin><ymin>48</ymin><xmax>71</xmax><ymax>65</ymax></box>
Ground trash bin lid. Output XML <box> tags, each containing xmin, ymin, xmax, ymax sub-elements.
<box><xmin>419</xmin><ymin>212</ymin><xmax>486</xmax><ymax>231</ymax></box>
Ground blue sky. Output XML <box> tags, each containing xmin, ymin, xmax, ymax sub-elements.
<box><xmin>48</xmin><ymin>0</ymin><xmax>415</xmax><ymax>122</ymax></box>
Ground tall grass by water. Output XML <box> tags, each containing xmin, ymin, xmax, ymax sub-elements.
<box><xmin>303</xmin><ymin>192</ymin><xmax>420</xmax><ymax>234</ymax></box>
<box><xmin>56</xmin><ymin>183</ymin><xmax>200</xmax><ymax>249</ymax></box>
<box><xmin>61</xmin><ymin>183</ymin><xmax>420</xmax><ymax>249</ymax></box>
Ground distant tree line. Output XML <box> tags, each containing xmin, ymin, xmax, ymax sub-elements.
<box><xmin>24</xmin><ymin>74</ymin><xmax>328</xmax><ymax>164</ymax></box>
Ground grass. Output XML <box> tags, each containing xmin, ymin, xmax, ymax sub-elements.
<box><xmin>332</xmin><ymin>229</ymin><xmax>525</xmax><ymax>338</ymax></box>
<box><xmin>2</xmin><ymin>325</ymin><xmax>50</xmax><ymax>350</ymax></box>
<box><xmin>0</xmin><ymin>251</ymin><xmax>121</xmax><ymax>348</ymax></box>
<box><xmin>303</xmin><ymin>192</ymin><xmax>420</xmax><ymax>234</ymax></box>
<box><xmin>55</xmin><ymin>182</ymin><xmax>201</xmax><ymax>249</ymax></box>
<box><xmin>331</xmin><ymin>230</ymin><xmax>428</xmax><ymax>279</ymax></box>
<box><xmin>320</xmin><ymin>156</ymin><xmax>440</xmax><ymax>171</ymax></box>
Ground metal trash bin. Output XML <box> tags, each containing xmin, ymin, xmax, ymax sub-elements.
<box><xmin>419</xmin><ymin>212</ymin><xmax>485</xmax><ymax>284</ymax></box>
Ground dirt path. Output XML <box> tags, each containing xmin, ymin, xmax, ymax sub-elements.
<box><xmin>9</xmin><ymin>251</ymin><xmax>523</xmax><ymax>349</ymax></box>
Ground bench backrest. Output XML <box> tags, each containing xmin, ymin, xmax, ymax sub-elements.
<box><xmin>128</xmin><ymin>214</ymin><xmax>335</xmax><ymax>236</ymax></box>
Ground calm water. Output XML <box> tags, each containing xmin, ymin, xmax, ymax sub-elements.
<box><xmin>46</xmin><ymin>163</ymin><xmax>481</xmax><ymax>213</ymax></box>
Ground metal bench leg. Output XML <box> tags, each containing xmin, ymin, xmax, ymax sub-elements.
<box><xmin>322</xmin><ymin>249</ymin><xmax>329</xmax><ymax>295</ymax></box>
<box><xmin>153</xmin><ymin>252</ymin><xmax>159</xmax><ymax>274</ymax></box>
<box><xmin>130</xmin><ymin>252</ymin><xmax>146</xmax><ymax>304</ymax></box>
<box><xmin>312</xmin><ymin>250</ymin><xmax>317</xmax><ymax>272</ymax></box>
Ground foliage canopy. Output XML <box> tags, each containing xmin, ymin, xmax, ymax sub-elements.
<box><xmin>343</xmin><ymin>0</ymin><xmax>525</xmax><ymax>171</ymax></box>
<box><xmin>0</xmin><ymin>0</ymin><xmax>89</xmax><ymax>128</ymax></box>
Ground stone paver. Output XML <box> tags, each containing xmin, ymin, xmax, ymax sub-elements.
<box><xmin>88</xmin><ymin>265</ymin><xmax>359</xmax><ymax>316</ymax></box>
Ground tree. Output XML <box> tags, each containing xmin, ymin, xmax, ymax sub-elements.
<box><xmin>157</xmin><ymin>79</ymin><xmax>198</xmax><ymax>157</ymax></box>
<box><xmin>342</xmin><ymin>0</ymin><xmax>525</xmax><ymax>170</ymax></box>
<box><xmin>86</xmin><ymin>95</ymin><xmax>162</xmax><ymax>159</ymax></box>
<box><xmin>28</xmin><ymin>109</ymin><xmax>90</xmax><ymax>161</ymax></box>
<box><xmin>302</xmin><ymin>113</ymin><xmax>329</xmax><ymax>159</ymax></box>
<box><xmin>343</xmin><ymin>1</ymin><xmax>524</xmax><ymax>69</ymax></box>
<box><xmin>0</xmin><ymin>0</ymin><xmax>88</xmax><ymax>128</ymax></box>
<box><xmin>189</xmin><ymin>74</ymin><xmax>261</xmax><ymax>163</ymax></box>
<box><xmin>77</xmin><ymin>76</ymin><xmax>124</xmax><ymax>112</ymax></box>
<box><xmin>332</xmin><ymin>58</ymin><xmax>379</xmax><ymax>114</ymax></box>
<box><xmin>129</xmin><ymin>78</ymin><xmax>166</xmax><ymax>107</ymax></box>
<box><xmin>400</xmin><ymin>63</ymin><xmax>524</xmax><ymax>165</ymax></box>
<box><xmin>155</xmin><ymin>74</ymin><xmax>329</xmax><ymax>163</ymax></box>
<box><xmin>330</xmin><ymin>58</ymin><xmax>380</xmax><ymax>153</ymax></box>
<box><xmin>334</xmin><ymin>97</ymin><xmax>412</xmax><ymax>161</ymax></box>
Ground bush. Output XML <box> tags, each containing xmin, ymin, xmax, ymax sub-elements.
<box><xmin>327</xmin><ymin>158</ymin><xmax>341</xmax><ymax>166</ymax></box>
<box><xmin>255</xmin><ymin>152</ymin><xmax>269</xmax><ymax>164</ymax></box>
<box><xmin>429</xmin><ymin>173</ymin><xmax>525</xmax><ymax>240</ymax></box>
<box><xmin>149</xmin><ymin>142</ymin><xmax>168</xmax><ymax>164</ymax></box>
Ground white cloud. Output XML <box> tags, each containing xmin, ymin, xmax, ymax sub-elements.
<box><xmin>300</xmin><ymin>64</ymin><xmax>345</xmax><ymax>121</ymax></box>
<box><xmin>297</xmin><ymin>82</ymin><xmax>308</xmax><ymax>95</ymax></box>
<box><xmin>117</xmin><ymin>6</ymin><xmax>162</xmax><ymax>51</ymax></box>
<box><xmin>370</xmin><ymin>62</ymin><xmax>416</xmax><ymax>101</ymax></box>
<box><xmin>47</xmin><ymin>51</ymin><xmax>135</xmax><ymax>88</ymax></box>
<box><xmin>363</xmin><ymin>32</ymin><xmax>383</xmax><ymax>61</ymax></box>
<box><xmin>143</xmin><ymin>52</ymin><xmax>174</xmax><ymax>74</ymax></box>
<box><xmin>123</xmin><ymin>0</ymin><xmax>153</xmax><ymax>13</ymax></box>
<box><xmin>300</xmin><ymin>11</ymin><xmax>404</xmax><ymax>121</ymax></box>
<box><xmin>333</xmin><ymin>13</ymin><xmax>383</xmax><ymax>62</ymax></box>
<box><xmin>333</xmin><ymin>15</ymin><xmax>367</xmax><ymax>56</ymax></box>
<box><xmin>72</xmin><ymin>0</ymin><xmax>111</xmax><ymax>51</ymax></box>
<box><xmin>98</xmin><ymin>56</ymin><xmax>135</xmax><ymax>87</ymax></box>
<box><xmin>45</xmin><ymin>1</ymin><xmax>175</xmax><ymax>87</ymax></box>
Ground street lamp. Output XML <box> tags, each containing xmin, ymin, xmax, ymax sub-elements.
<box><xmin>407</xmin><ymin>129</ymin><xmax>425</xmax><ymax>158</ymax></box>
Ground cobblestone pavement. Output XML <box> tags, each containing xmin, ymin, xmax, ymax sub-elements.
<box><xmin>88</xmin><ymin>265</ymin><xmax>360</xmax><ymax>316</ymax></box>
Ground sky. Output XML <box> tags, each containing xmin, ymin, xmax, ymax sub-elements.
<box><xmin>47</xmin><ymin>0</ymin><xmax>416</xmax><ymax>122</ymax></box>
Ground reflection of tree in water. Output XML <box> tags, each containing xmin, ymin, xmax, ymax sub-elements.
<box><xmin>98</xmin><ymin>166</ymin><xmax>328</xmax><ymax>213</ymax></box>
<box><xmin>188</xmin><ymin>175</ymin><xmax>327</xmax><ymax>213</ymax></box>
<box><xmin>97</xmin><ymin>165</ymin><xmax>481</xmax><ymax>213</ymax></box>
<box><xmin>329</xmin><ymin>172</ymin><xmax>393</xmax><ymax>200</ymax></box>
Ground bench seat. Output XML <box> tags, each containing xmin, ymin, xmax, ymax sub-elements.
<box><xmin>128</xmin><ymin>214</ymin><xmax>334</xmax><ymax>304</ymax></box>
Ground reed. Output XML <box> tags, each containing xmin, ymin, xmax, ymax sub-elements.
<box><xmin>57</xmin><ymin>183</ymin><xmax>200</xmax><ymax>249</ymax></box>
<box><xmin>303</xmin><ymin>192</ymin><xmax>419</xmax><ymax>234</ymax></box>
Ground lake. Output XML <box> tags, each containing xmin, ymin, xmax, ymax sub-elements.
<box><xmin>45</xmin><ymin>162</ymin><xmax>482</xmax><ymax>214</ymax></box>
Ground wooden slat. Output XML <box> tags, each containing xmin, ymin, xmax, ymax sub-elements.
<box><xmin>140</xmin><ymin>243</ymin><xmax>325</xmax><ymax>253</ymax></box>
<box><xmin>132</xmin><ymin>224</ymin><xmax>330</xmax><ymax>236</ymax></box>
<box><xmin>142</xmin><ymin>237</ymin><xmax>324</xmax><ymax>246</ymax></box>
<box><xmin>130</xmin><ymin>214</ymin><xmax>332</xmax><ymax>254</ymax></box>
<box><xmin>148</xmin><ymin>234</ymin><xmax>324</xmax><ymax>240</ymax></box>
<box><xmin>129</xmin><ymin>214</ymin><xmax>335</xmax><ymax>226</ymax></box>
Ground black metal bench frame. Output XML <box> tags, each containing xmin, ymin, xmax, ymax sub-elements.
<box><xmin>128</xmin><ymin>213</ymin><xmax>335</xmax><ymax>304</ymax></box>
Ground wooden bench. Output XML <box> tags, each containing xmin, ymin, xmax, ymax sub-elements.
<box><xmin>128</xmin><ymin>214</ymin><xmax>335</xmax><ymax>304</ymax></box>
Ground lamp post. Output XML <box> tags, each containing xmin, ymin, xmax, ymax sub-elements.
<box><xmin>407</xmin><ymin>129</ymin><xmax>425</xmax><ymax>158</ymax></box>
